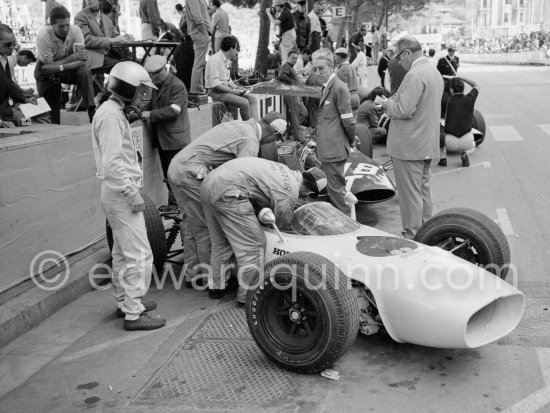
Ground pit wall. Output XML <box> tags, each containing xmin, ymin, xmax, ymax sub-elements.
<box><xmin>0</xmin><ymin>95</ymin><xmax>286</xmax><ymax>292</ymax></box>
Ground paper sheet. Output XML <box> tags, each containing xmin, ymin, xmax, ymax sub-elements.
<box><xmin>19</xmin><ymin>98</ymin><xmax>51</xmax><ymax>119</ymax></box>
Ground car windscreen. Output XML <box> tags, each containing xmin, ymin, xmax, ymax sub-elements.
<box><xmin>291</xmin><ymin>202</ymin><xmax>361</xmax><ymax>236</ymax></box>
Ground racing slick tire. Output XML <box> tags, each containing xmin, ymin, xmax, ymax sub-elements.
<box><xmin>414</xmin><ymin>208</ymin><xmax>511</xmax><ymax>280</ymax></box>
<box><xmin>245</xmin><ymin>252</ymin><xmax>360</xmax><ymax>374</ymax></box>
<box><xmin>259</xmin><ymin>142</ymin><xmax>279</xmax><ymax>162</ymax></box>
<box><xmin>472</xmin><ymin>109</ymin><xmax>486</xmax><ymax>146</ymax></box>
<box><xmin>356</xmin><ymin>124</ymin><xmax>373</xmax><ymax>159</ymax></box>
<box><xmin>106</xmin><ymin>193</ymin><xmax>167</xmax><ymax>275</ymax></box>
<box><xmin>279</xmin><ymin>153</ymin><xmax>304</xmax><ymax>172</ymax></box>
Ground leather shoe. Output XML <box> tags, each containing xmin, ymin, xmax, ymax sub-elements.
<box><xmin>124</xmin><ymin>313</ymin><xmax>166</xmax><ymax>331</ymax></box>
<box><xmin>461</xmin><ymin>152</ymin><xmax>470</xmax><ymax>167</ymax></box>
<box><xmin>209</xmin><ymin>288</ymin><xmax>225</xmax><ymax>299</ymax></box>
<box><xmin>116</xmin><ymin>300</ymin><xmax>157</xmax><ymax>318</ymax></box>
<box><xmin>438</xmin><ymin>158</ymin><xmax>447</xmax><ymax>167</ymax></box>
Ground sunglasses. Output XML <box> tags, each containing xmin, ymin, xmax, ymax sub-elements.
<box><xmin>395</xmin><ymin>49</ymin><xmax>408</xmax><ymax>62</ymax></box>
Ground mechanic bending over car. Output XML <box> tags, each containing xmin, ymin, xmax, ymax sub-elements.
<box><xmin>357</xmin><ymin>86</ymin><xmax>390</xmax><ymax>142</ymax></box>
<box><xmin>167</xmin><ymin>112</ymin><xmax>287</xmax><ymax>293</ymax></box>
<box><xmin>311</xmin><ymin>48</ymin><xmax>356</xmax><ymax>216</ymax></box>
<box><xmin>200</xmin><ymin>157</ymin><xmax>327</xmax><ymax>305</ymax></box>
<box><xmin>91</xmin><ymin>62</ymin><xmax>165</xmax><ymax>331</ymax></box>
<box><xmin>438</xmin><ymin>76</ymin><xmax>479</xmax><ymax>168</ymax></box>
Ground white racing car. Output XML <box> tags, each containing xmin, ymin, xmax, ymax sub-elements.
<box><xmin>245</xmin><ymin>202</ymin><xmax>525</xmax><ymax>374</ymax></box>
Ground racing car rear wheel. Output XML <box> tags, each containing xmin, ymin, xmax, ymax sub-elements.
<box><xmin>472</xmin><ymin>109</ymin><xmax>486</xmax><ymax>146</ymax></box>
<box><xmin>414</xmin><ymin>208</ymin><xmax>510</xmax><ymax>279</ymax></box>
<box><xmin>259</xmin><ymin>142</ymin><xmax>279</xmax><ymax>162</ymax></box>
<box><xmin>246</xmin><ymin>252</ymin><xmax>360</xmax><ymax>373</ymax></box>
<box><xmin>356</xmin><ymin>124</ymin><xmax>373</xmax><ymax>158</ymax></box>
<box><xmin>106</xmin><ymin>193</ymin><xmax>167</xmax><ymax>275</ymax></box>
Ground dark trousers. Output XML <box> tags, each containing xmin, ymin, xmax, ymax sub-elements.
<box><xmin>310</xmin><ymin>32</ymin><xmax>321</xmax><ymax>52</ymax></box>
<box><xmin>284</xmin><ymin>95</ymin><xmax>307</xmax><ymax>139</ymax></box>
<box><xmin>157</xmin><ymin>146</ymin><xmax>180</xmax><ymax>205</ymax></box>
<box><xmin>35</xmin><ymin>62</ymin><xmax>95</xmax><ymax>124</ymax></box>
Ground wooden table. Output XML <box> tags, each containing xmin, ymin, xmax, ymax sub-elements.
<box><xmin>110</xmin><ymin>41</ymin><xmax>180</xmax><ymax>64</ymax></box>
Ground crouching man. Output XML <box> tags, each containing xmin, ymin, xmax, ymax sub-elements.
<box><xmin>91</xmin><ymin>61</ymin><xmax>165</xmax><ymax>331</ymax></box>
<box><xmin>167</xmin><ymin>112</ymin><xmax>286</xmax><ymax>295</ymax></box>
<box><xmin>200</xmin><ymin>157</ymin><xmax>327</xmax><ymax>305</ymax></box>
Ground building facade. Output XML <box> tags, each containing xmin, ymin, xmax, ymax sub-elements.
<box><xmin>465</xmin><ymin>0</ymin><xmax>550</xmax><ymax>36</ymax></box>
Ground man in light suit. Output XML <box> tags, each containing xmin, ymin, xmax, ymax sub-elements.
<box><xmin>311</xmin><ymin>48</ymin><xmax>356</xmax><ymax>215</ymax></box>
<box><xmin>74</xmin><ymin>0</ymin><xmax>127</xmax><ymax>72</ymax></box>
<box><xmin>143</xmin><ymin>55</ymin><xmax>191</xmax><ymax>208</ymax></box>
<box><xmin>378</xmin><ymin>36</ymin><xmax>444</xmax><ymax>239</ymax></box>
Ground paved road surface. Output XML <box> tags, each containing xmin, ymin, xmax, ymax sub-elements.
<box><xmin>1</xmin><ymin>64</ymin><xmax>549</xmax><ymax>413</ymax></box>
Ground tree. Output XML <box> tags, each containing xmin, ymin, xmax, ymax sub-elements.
<box><xmin>254</xmin><ymin>0</ymin><xmax>272</xmax><ymax>77</ymax></box>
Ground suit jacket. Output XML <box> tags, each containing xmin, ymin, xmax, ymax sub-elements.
<box><xmin>74</xmin><ymin>8</ymin><xmax>119</xmax><ymax>69</ymax></box>
<box><xmin>150</xmin><ymin>74</ymin><xmax>191</xmax><ymax>151</ymax></box>
<box><xmin>437</xmin><ymin>55</ymin><xmax>459</xmax><ymax>76</ymax></box>
<box><xmin>386</xmin><ymin>57</ymin><xmax>444</xmax><ymax>161</ymax></box>
<box><xmin>316</xmin><ymin>75</ymin><xmax>356</xmax><ymax>163</ymax></box>
<box><xmin>0</xmin><ymin>60</ymin><xmax>27</xmax><ymax>119</ymax></box>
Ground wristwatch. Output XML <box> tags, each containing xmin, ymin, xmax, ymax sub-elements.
<box><xmin>59</xmin><ymin>65</ymin><xmax>64</xmax><ymax>72</ymax></box>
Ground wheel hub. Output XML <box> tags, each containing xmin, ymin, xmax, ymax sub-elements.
<box><xmin>288</xmin><ymin>305</ymin><xmax>304</xmax><ymax>323</ymax></box>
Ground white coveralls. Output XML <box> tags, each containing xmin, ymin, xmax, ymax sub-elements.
<box><xmin>91</xmin><ymin>99</ymin><xmax>153</xmax><ymax>320</ymax></box>
<box><xmin>167</xmin><ymin>120</ymin><xmax>262</xmax><ymax>283</ymax></box>
<box><xmin>200</xmin><ymin>157</ymin><xmax>302</xmax><ymax>302</ymax></box>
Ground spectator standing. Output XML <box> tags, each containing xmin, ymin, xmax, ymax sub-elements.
<box><xmin>139</xmin><ymin>0</ymin><xmax>162</xmax><ymax>40</ymax></box>
<box><xmin>175</xmin><ymin>3</ymin><xmax>186</xmax><ymax>33</ymax></box>
<box><xmin>272</xmin><ymin>0</ymin><xmax>296</xmax><ymax>64</ymax></box>
<box><xmin>364</xmin><ymin>25</ymin><xmax>373</xmax><ymax>57</ymax></box>
<box><xmin>351</xmin><ymin>45</ymin><xmax>368</xmax><ymax>88</ymax></box>
<box><xmin>427</xmin><ymin>48</ymin><xmax>437</xmax><ymax>67</ymax></box>
<box><xmin>91</xmin><ymin>61</ymin><xmax>165</xmax><ymax>331</ymax></box>
<box><xmin>142</xmin><ymin>55</ymin><xmax>191</xmax><ymax>208</ymax></box>
<box><xmin>372</xmin><ymin>25</ymin><xmax>381</xmax><ymax>63</ymax></box>
<box><xmin>186</xmin><ymin>0</ymin><xmax>212</xmax><ymax>94</ymax></box>
<box><xmin>311</xmin><ymin>48</ymin><xmax>356</xmax><ymax>215</ymax></box>
<box><xmin>167</xmin><ymin>112</ymin><xmax>286</xmax><ymax>294</ymax></box>
<box><xmin>210</xmin><ymin>0</ymin><xmax>230</xmax><ymax>53</ymax></box>
<box><xmin>292</xmin><ymin>1</ymin><xmax>309</xmax><ymax>52</ymax></box>
<box><xmin>35</xmin><ymin>6</ymin><xmax>96</xmax><ymax>124</ymax></box>
<box><xmin>308</xmin><ymin>2</ymin><xmax>323</xmax><ymax>52</ymax></box>
<box><xmin>293</xmin><ymin>46</ymin><xmax>312</xmax><ymax>82</ymax></box>
<box><xmin>437</xmin><ymin>45</ymin><xmax>459</xmax><ymax>77</ymax></box>
<box><xmin>74</xmin><ymin>0</ymin><xmax>126</xmax><ymax>73</ymax></box>
<box><xmin>387</xmin><ymin>51</ymin><xmax>406</xmax><ymax>96</ymax></box>
<box><xmin>349</xmin><ymin>25</ymin><xmax>365</xmax><ymax>63</ymax></box>
<box><xmin>438</xmin><ymin>76</ymin><xmax>479</xmax><ymax>168</ymax></box>
<box><xmin>172</xmin><ymin>21</ymin><xmax>194</xmax><ymax>91</ymax></box>
<box><xmin>378</xmin><ymin>48</ymin><xmax>391</xmax><ymax>88</ymax></box>
<box><xmin>377</xmin><ymin>36</ymin><xmax>444</xmax><ymax>239</ymax></box>
<box><xmin>278</xmin><ymin>50</ymin><xmax>308</xmax><ymax>139</ymax></box>
<box><xmin>205</xmin><ymin>35</ymin><xmax>257</xmax><ymax>121</ymax></box>
<box><xmin>334</xmin><ymin>47</ymin><xmax>360</xmax><ymax>112</ymax></box>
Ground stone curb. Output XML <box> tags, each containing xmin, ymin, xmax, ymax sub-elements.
<box><xmin>0</xmin><ymin>244</ymin><xmax>111</xmax><ymax>349</ymax></box>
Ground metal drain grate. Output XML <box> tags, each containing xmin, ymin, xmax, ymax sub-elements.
<box><xmin>138</xmin><ymin>306</ymin><xmax>296</xmax><ymax>407</ymax></box>
<box><xmin>191</xmin><ymin>306</ymin><xmax>253</xmax><ymax>341</ymax></box>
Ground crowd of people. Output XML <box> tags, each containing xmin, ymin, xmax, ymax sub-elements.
<box><xmin>450</xmin><ymin>30</ymin><xmax>550</xmax><ymax>54</ymax></box>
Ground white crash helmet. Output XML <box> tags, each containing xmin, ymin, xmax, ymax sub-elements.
<box><xmin>108</xmin><ymin>61</ymin><xmax>157</xmax><ymax>102</ymax></box>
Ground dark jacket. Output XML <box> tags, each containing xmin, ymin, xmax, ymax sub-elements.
<box><xmin>292</xmin><ymin>10</ymin><xmax>310</xmax><ymax>50</ymax></box>
<box><xmin>437</xmin><ymin>55</ymin><xmax>459</xmax><ymax>76</ymax></box>
<box><xmin>0</xmin><ymin>61</ymin><xmax>27</xmax><ymax>119</ymax></box>
<box><xmin>150</xmin><ymin>73</ymin><xmax>191</xmax><ymax>150</ymax></box>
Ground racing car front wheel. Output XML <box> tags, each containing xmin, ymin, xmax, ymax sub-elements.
<box><xmin>414</xmin><ymin>208</ymin><xmax>510</xmax><ymax>280</ymax></box>
<box><xmin>245</xmin><ymin>252</ymin><xmax>360</xmax><ymax>374</ymax></box>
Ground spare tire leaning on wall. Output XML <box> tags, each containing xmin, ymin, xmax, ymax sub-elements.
<box><xmin>106</xmin><ymin>193</ymin><xmax>167</xmax><ymax>275</ymax></box>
